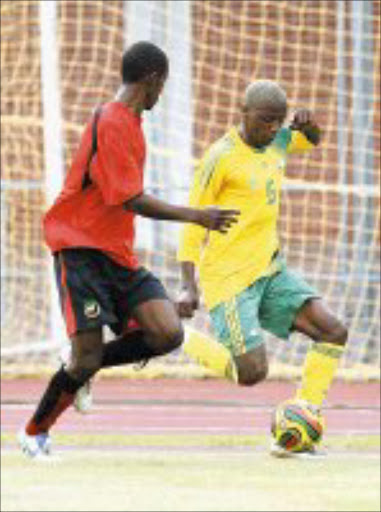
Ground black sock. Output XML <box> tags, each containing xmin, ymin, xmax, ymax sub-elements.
<box><xmin>101</xmin><ymin>330</ymin><xmax>158</xmax><ymax>368</ymax></box>
<box><xmin>27</xmin><ymin>367</ymin><xmax>85</xmax><ymax>433</ymax></box>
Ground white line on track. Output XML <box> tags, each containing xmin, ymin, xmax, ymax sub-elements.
<box><xmin>2</xmin><ymin>403</ymin><xmax>380</xmax><ymax>414</ymax></box>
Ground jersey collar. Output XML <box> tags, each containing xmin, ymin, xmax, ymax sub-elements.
<box><xmin>229</xmin><ymin>126</ymin><xmax>269</xmax><ymax>154</ymax></box>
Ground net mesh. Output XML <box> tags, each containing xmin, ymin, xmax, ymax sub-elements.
<box><xmin>1</xmin><ymin>0</ymin><xmax>380</xmax><ymax>380</ymax></box>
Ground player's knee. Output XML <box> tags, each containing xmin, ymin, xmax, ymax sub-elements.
<box><xmin>67</xmin><ymin>351</ymin><xmax>102</xmax><ymax>382</ymax></box>
<box><xmin>236</xmin><ymin>359</ymin><xmax>268</xmax><ymax>386</ymax></box>
<box><xmin>158</xmin><ymin>325</ymin><xmax>184</xmax><ymax>354</ymax></box>
<box><xmin>325</xmin><ymin>321</ymin><xmax>348</xmax><ymax>347</ymax></box>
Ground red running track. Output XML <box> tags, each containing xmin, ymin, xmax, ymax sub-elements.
<box><xmin>1</xmin><ymin>378</ymin><xmax>380</xmax><ymax>436</ymax></box>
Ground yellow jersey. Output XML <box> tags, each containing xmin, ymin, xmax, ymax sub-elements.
<box><xmin>177</xmin><ymin>126</ymin><xmax>315</xmax><ymax>311</ymax></box>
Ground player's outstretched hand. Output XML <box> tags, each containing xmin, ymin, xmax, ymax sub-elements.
<box><xmin>290</xmin><ymin>109</ymin><xmax>321</xmax><ymax>145</ymax></box>
<box><xmin>197</xmin><ymin>207</ymin><xmax>240</xmax><ymax>233</ymax></box>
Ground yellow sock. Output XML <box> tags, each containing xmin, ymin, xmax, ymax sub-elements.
<box><xmin>183</xmin><ymin>326</ymin><xmax>237</xmax><ymax>382</ymax></box>
<box><xmin>296</xmin><ymin>342</ymin><xmax>344</xmax><ymax>408</ymax></box>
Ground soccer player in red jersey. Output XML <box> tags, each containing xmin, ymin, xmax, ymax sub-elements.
<box><xmin>18</xmin><ymin>41</ymin><xmax>239</xmax><ymax>458</ymax></box>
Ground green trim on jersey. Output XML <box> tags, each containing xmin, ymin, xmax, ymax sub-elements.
<box><xmin>272</xmin><ymin>127</ymin><xmax>292</xmax><ymax>152</ymax></box>
<box><xmin>199</xmin><ymin>134</ymin><xmax>235</xmax><ymax>189</ymax></box>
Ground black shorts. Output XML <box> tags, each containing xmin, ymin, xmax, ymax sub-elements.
<box><xmin>54</xmin><ymin>248</ymin><xmax>169</xmax><ymax>337</ymax></box>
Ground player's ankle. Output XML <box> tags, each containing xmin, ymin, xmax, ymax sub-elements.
<box><xmin>25</xmin><ymin>421</ymin><xmax>46</xmax><ymax>436</ymax></box>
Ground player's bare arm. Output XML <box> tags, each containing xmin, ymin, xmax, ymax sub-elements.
<box><xmin>289</xmin><ymin>108</ymin><xmax>321</xmax><ymax>145</ymax></box>
<box><xmin>124</xmin><ymin>193</ymin><xmax>240</xmax><ymax>233</ymax></box>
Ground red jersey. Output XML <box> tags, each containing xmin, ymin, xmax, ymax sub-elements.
<box><xmin>43</xmin><ymin>102</ymin><xmax>146</xmax><ymax>268</ymax></box>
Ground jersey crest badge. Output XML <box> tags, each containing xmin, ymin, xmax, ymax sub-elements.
<box><xmin>84</xmin><ymin>299</ymin><xmax>101</xmax><ymax>319</ymax></box>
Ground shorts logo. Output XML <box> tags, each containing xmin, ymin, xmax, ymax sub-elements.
<box><xmin>84</xmin><ymin>299</ymin><xmax>100</xmax><ymax>319</ymax></box>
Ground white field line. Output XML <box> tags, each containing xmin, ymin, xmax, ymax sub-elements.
<box><xmin>1</xmin><ymin>446</ymin><xmax>380</xmax><ymax>461</ymax></box>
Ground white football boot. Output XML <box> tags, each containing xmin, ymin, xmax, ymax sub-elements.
<box><xmin>18</xmin><ymin>428</ymin><xmax>52</xmax><ymax>459</ymax></box>
<box><xmin>73</xmin><ymin>379</ymin><xmax>93</xmax><ymax>413</ymax></box>
<box><xmin>59</xmin><ymin>344</ymin><xmax>93</xmax><ymax>414</ymax></box>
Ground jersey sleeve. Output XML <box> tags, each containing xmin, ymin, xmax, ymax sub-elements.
<box><xmin>91</xmin><ymin>117</ymin><xmax>143</xmax><ymax>205</ymax></box>
<box><xmin>177</xmin><ymin>151</ymin><xmax>226</xmax><ymax>265</ymax></box>
<box><xmin>287</xmin><ymin>129</ymin><xmax>316</xmax><ymax>154</ymax></box>
<box><xmin>273</xmin><ymin>127</ymin><xmax>315</xmax><ymax>155</ymax></box>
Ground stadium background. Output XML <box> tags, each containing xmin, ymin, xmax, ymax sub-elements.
<box><xmin>1</xmin><ymin>0</ymin><xmax>380</xmax><ymax>379</ymax></box>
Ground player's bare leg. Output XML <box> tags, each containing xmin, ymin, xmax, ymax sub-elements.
<box><xmin>100</xmin><ymin>299</ymin><xmax>184</xmax><ymax>369</ymax></box>
<box><xmin>131</xmin><ymin>299</ymin><xmax>184</xmax><ymax>354</ymax></box>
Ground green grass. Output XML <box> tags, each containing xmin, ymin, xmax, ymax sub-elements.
<box><xmin>1</xmin><ymin>449</ymin><xmax>380</xmax><ymax>512</ymax></box>
<box><xmin>1</xmin><ymin>433</ymin><xmax>380</xmax><ymax>511</ymax></box>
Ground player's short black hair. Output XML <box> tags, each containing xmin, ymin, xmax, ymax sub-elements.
<box><xmin>121</xmin><ymin>41</ymin><xmax>169</xmax><ymax>83</ymax></box>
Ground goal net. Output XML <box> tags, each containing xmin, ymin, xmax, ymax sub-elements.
<box><xmin>1</xmin><ymin>0</ymin><xmax>380</xmax><ymax>380</ymax></box>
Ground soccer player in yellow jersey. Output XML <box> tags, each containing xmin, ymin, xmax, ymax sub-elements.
<box><xmin>177</xmin><ymin>80</ymin><xmax>347</xmax><ymax>456</ymax></box>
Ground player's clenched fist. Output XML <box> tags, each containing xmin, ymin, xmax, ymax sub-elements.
<box><xmin>289</xmin><ymin>108</ymin><xmax>321</xmax><ymax>145</ymax></box>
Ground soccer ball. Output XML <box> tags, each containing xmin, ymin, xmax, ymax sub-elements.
<box><xmin>271</xmin><ymin>399</ymin><xmax>324</xmax><ymax>452</ymax></box>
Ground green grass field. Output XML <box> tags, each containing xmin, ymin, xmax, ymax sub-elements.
<box><xmin>1</xmin><ymin>434</ymin><xmax>380</xmax><ymax>512</ymax></box>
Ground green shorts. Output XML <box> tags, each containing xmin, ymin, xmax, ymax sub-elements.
<box><xmin>209</xmin><ymin>265</ymin><xmax>320</xmax><ymax>357</ymax></box>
